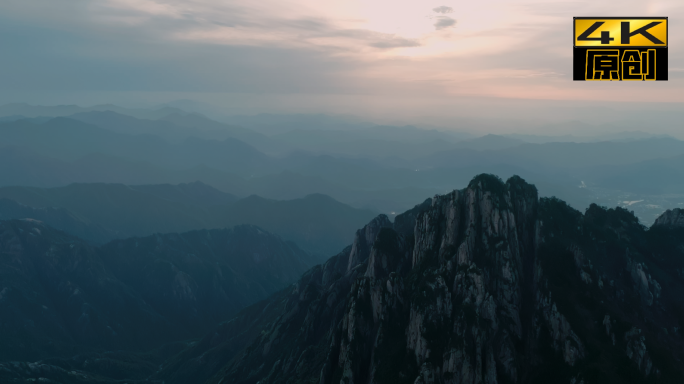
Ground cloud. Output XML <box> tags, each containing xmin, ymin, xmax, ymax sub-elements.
<box><xmin>434</xmin><ymin>16</ymin><xmax>456</xmax><ymax>30</ymax></box>
<box><xmin>369</xmin><ymin>36</ymin><xmax>420</xmax><ymax>49</ymax></box>
<box><xmin>2</xmin><ymin>0</ymin><xmax>684</xmax><ymax>110</ymax></box>
<box><xmin>432</xmin><ymin>6</ymin><xmax>453</xmax><ymax>14</ymax></box>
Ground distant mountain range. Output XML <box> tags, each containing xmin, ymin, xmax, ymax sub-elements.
<box><xmin>505</xmin><ymin>130</ymin><xmax>675</xmax><ymax>143</ymax></box>
<box><xmin>70</xmin><ymin>111</ymin><xmax>284</xmax><ymax>154</ymax></box>
<box><xmin>2</xmin><ymin>103</ymin><xmax>684</xmax><ymax>224</ymax></box>
<box><xmin>0</xmin><ymin>198</ymin><xmax>116</xmax><ymax>243</ymax></box>
<box><xmin>0</xmin><ymin>117</ymin><xmax>277</xmax><ymax>176</ymax></box>
<box><xmin>0</xmin><ymin>182</ymin><xmax>376</xmax><ymax>258</ymax></box>
<box><xmin>579</xmin><ymin>154</ymin><xmax>684</xmax><ymax>194</ymax></box>
<box><xmin>0</xmin><ymin>102</ymin><xmax>185</xmax><ymax>120</ymax></box>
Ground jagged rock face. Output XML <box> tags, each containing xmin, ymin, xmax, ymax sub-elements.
<box><xmin>347</xmin><ymin>215</ymin><xmax>393</xmax><ymax>272</ymax></box>
<box><xmin>395</xmin><ymin>176</ymin><xmax>540</xmax><ymax>384</ymax></box>
<box><xmin>653</xmin><ymin>208</ymin><xmax>684</xmax><ymax>228</ymax></box>
<box><xmin>184</xmin><ymin>175</ymin><xmax>684</xmax><ymax>384</ymax></box>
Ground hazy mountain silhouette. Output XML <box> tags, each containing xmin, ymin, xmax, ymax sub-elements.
<box><xmin>416</xmin><ymin>137</ymin><xmax>684</xmax><ymax>171</ymax></box>
<box><xmin>70</xmin><ymin>110</ymin><xmax>212</xmax><ymax>141</ymax></box>
<box><xmin>131</xmin><ymin>181</ymin><xmax>239</xmax><ymax>207</ymax></box>
<box><xmin>2</xmin><ymin>104</ymin><xmax>684</xmax><ymax>231</ymax></box>
<box><xmin>0</xmin><ymin>182</ymin><xmax>376</xmax><ymax>257</ymax></box>
<box><xmin>577</xmin><ymin>154</ymin><xmax>684</xmax><ymax>194</ymax></box>
<box><xmin>0</xmin><ymin>117</ymin><xmax>277</xmax><ymax>175</ymax></box>
<box><xmin>221</xmin><ymin>113</ymin><xmax>377</xmax><ymax>135</ymax></box>
<box><xmin>70</xmin><ymin>110</ymin><xmax>283</xmax><ymax>154</ymax></box>
<box><xmin>0</xmin><ymin>102</ymin><xmax>185</xmax><ymax>120</ymax></box>
<box><xmin>0</xmin><ymin>183</ymin><xmax>218</xmax><ymax>238</ymax></box>
<box><xmin>0</xmin><ymin>147</ymin><xmax>434</xmax><ymax>214</ymax></box>
<box><xmin>0</xmin><ymin>198</ymin><xmax>116</xmax><ymax>243</ymax></box>
<box><xmin>220</xmin><ymin>193</ymin><xmax>376</xmax><ymax>257</ymax></box>
<box><xmin>451</xmin><ymin>133</ymin><xmax>525</xmax><ymax>150</ymax></box>
<box><xmin>505</xmin><ymin>130</ymin><xmax>675</xmax><ymax>144</ymax></box>
<box><xmin>159</xmin><ymin>113</ymin><xmax>283</xmax><ymax>153</ymax></box>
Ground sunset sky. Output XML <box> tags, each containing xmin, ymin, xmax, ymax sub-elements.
<box><xmin>1</xmin><ymin>0</ymin><xmax>682</xmax><ymax>129</ymax></box>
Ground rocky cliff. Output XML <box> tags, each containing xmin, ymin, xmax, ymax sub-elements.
<box><xmin>653</xmin><ymin>208</ymin><xmax>684</xmax><ymax>228</ymax></box>
<box><xmin>163</xmin><ymin>174</ymin><xmax>684</xmax><ymax>384</ymax></box>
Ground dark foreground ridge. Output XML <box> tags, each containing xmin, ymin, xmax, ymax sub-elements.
<box><xmin>0</xmin><ymin>222</ymin><xmax>315</xmax><ymax>375</ymax></box>
<box><xmin>2</xmin><ymin>174</ymin><xmax>684</xmax><ymax>384</ymax></box>
<box><xmin>158</xmin><ymin>174</ymin><xmax>684</xmax><ymax>384</ymax></box>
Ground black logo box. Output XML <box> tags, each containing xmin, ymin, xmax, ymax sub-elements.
<box><xmin>573</xmin><ymin>17</ymin><xmax>668</xmax><ymax>81</ymax></box>
<box><xmin>573</xmin><ymin>47</ymin><xmax>668</xmax><ymax>81</ymax></box>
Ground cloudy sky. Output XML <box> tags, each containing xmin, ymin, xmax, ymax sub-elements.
<box><xmin>1</xmin><ymin>0</ymin><xmax>682</xmax><ymax>128</ymax></box>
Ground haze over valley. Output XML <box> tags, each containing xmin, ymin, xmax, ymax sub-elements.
<box><xmin>1</xmin><ymin>102</ymin><xmax>683</xmax><ymax>227</ymax></box>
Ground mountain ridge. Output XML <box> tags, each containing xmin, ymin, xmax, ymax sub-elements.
<box><xmin>0</xmin><ymin>220</ymin><xmax>315</xmax><ymax>364</ymax></box>
<box><xmin>0</xmin><ymin>182</ymin><xmax>376</xmax><ymax>257</ymax></box>
<box><xmin>155</xmin><ymin>174</ymin><xmax>684</xmax><ymax>384</ymax></box>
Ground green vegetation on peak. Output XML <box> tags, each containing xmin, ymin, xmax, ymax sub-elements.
<box><xmin>467</xmin><ymin>173</ymin><xmax>508</xmax><ymax>198</ymax></box>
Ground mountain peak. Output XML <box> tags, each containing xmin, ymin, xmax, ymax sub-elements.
<box><xmin>346</xmin><ymin>214</ymin><xmax>393</xmax><ymax>272</ymax></box>
<box><xmin>653</xmin><ymin>208</ymin><xmax>684</xmax><ymax>229</ymax></box>
<box><xmin>174</xmin><ymin>173</ymin><xmax>684</xmax><ymax>384</ymax></box>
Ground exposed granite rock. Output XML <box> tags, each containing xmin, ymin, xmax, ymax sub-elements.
<box><xmin>627</xmin><ymin>258</ymin><xmax>661</xmax><ymax>306</ymax></box>
<box><xmin>187</xmin><ymin>176</ymin><xmax>569</xmax><ymax>383</ymax></box>
<box><xmin>653</xmin><ymin>208</ymin><xmax>684</xmax><ymax>228</ymax></box>
<box><xmin>347</xmin><ymin>215</ymin><xmax>392</xmax><ymax>272</ymax></box>
<box><xmin>624</xmin><ymin>327</ymin><xmax>654</xmax><ymax>376</ymax></box>
<box><xmin>153</xmin><ymin>174</ymin><xmax>684</xmax><ymax>384</ymax></box>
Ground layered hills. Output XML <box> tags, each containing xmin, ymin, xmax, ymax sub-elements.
<box><xmin>0</xmin><ymin>182</ymin><xmax>375</xmax><ymax>258</ymax></box>
<box><xmin>0</xmin><ymin>198</ymin><xmax>115</xmax><ymax>244</ymax></box>
<box><xmin>4</xmin><ymin>110</ymin><xmax>684</xmax><ymax>223</ymax></box>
